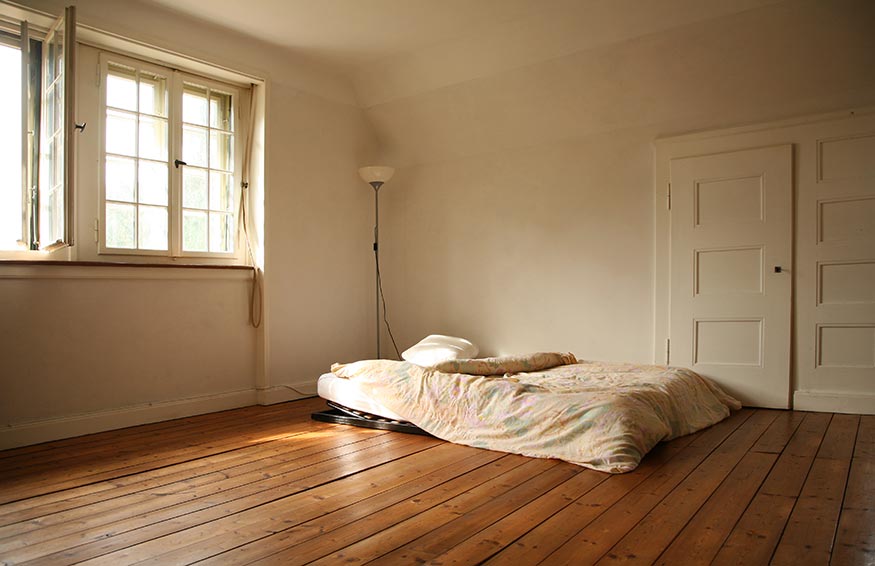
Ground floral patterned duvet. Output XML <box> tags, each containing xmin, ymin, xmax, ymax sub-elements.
<box><xmin>329</xmin><ymin>353</ymin><xmax>741</xmax><ymax>473</ymax></box>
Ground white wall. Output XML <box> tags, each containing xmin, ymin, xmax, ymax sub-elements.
<box><xmin>359</xmin><ymin>0</ymin><xmax>875</xmax><ymax>362</ymax></box>
<box><xmin>263</xmin><ymin>86</ymin><xmax>378</xmax><ymax>390</ymax></box>
<box><xmin>0</xmin><ymin>266</ymin><xmax>257</xmax><ymax>446</ymax></box>
<box><xmin>0</xmin><ymin>0</ymin><xmax>378</xmax><ymax>447</ymax></box>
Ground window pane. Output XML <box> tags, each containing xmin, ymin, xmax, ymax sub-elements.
<box><xmin>139</xmin><ymin>71</ymin><xmax>166</xmax><ymax>116</ymax></box>
<box><xmin>210</xmin><ymin>171</ymin><xmax>234</xmax><ymax>212</ymax></box>
<box><xmin>50</xmin><ymin>137</ymin><xmax>62</xmax><ymax>188</ymax></box>
<box><xmin>44</xmin><ymin>38</ymin><xmax>57</xmax><ymax>85</ymax></box>
<box><xmin>106</xmin><ymin>64</ymin><xmax>137</xmax><ymax>111</ymax></box>
<box><xmin>105</xmin><ymin>155</ymin><xmax>135</xmax><ymax>202</ymax></box>
<box><xmin>0</xmin><ymin>44</ymin><xmax>23</xmax><ymax>250</ymax></box>
<box><xmin>106</xmin><ymin>202</ymin><xmax>136</xmax><ymax>248</ymax></box>
<box><xmin>138</xmin><ymin>160</ymin><xmax>168</xmax><ymax>206</ymax></box>
<box><xmin>210</xmin><ymin>171</ymin><xmax>236</xmax><ymax>212</ymax></box>
<box><xmin>44</xmin><ymin>18</ymin><xmax>64</xmax><ymax>87</ymax></box>
<box><xmin>139</xmin><ymin>115</ymin><xmax>167</xmax><ymax>161</ymax></box>
<box><xmin>183</xmin><ymin>168</ymin><xmax>208</xmax><ymax>209</ymax></box>
<box><xmin>138</xmin><ymin>205</ymin><xmax>167</xmax><ymax>250</ymax></box>
<box><xmin>210</xmin><ymin>91</ymin><xmax>232</xmax><ymax>130</ymax></box>
<box><xmin>182</xmin><ymin>84</ymin><xmax>208</xmax><ymax>126</ymax></box>
<box><xmin>182</xmin><ymin>209</ymin><xmax>208</xmax><ymax>251</ymax></box>
<box><xmin>50</xmin><ymin>82</ymin><xmax>62</xmax><ymax>133</ymax></box>
<box><xmin>41</xmin><ymin>141</ymin><xmax>64</xmax><ymax>247</ymax></box>
<box><xmin>106</xmin><ymin>109</ymin><xmax>136</xmax><ymax>156</ymax></box>
<box><xmin>47</xmin><ymin>189</ymin><xmax>63</xmax><ymax>243</ymax></box>
<box><xmin>44</xmin><ymin>83</ymin><xmax>54</xmax><ymax>139</ymax></box>
<box><xmin>210</xmin><ymin>212</ymin><xmax>234</xmax><ymax>253</ymax></box>
<box><xmin>209</xmin><ymin>131</ymin><xmax>233</xmax><ymax>171</ymax></box>
<box><xmin>182</xmin><ymin>124</ymin><xmax>208</xmax><ymax>167</ymax></box>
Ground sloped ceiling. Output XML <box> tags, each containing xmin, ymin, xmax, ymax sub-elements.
<box><xmin>140</xmin><ymin>0</ymin><xmax>548</xmax><ymax>72</ymax></box>
<box><xmin>140</xmin><ymin>0</ymin><xmax>784</xmax><ymax>85</ymax></box>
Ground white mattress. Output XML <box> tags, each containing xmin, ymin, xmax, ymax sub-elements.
<box><xmin>317</xmin><ymin>372</ymin><xmax>407</xmax><ymax>422</ymax></box>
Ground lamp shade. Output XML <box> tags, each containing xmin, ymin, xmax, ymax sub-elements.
<box><xmin>358</xmin><ymin>166</ymin><xmax>395</xmax><ymax>185</ymax></box>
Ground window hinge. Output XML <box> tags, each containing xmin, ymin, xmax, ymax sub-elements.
<box><xmin>666</xmin><ymin>182</ymin><xmax>671</xmax><ymax>210</ymax></box>
<box><xmin>665</xmin><ymin>338</ymin><xmax>671</xmax><ymax>365</ymax></box>
<box><xmin>96</xmin><ymin>62</ymin><xmax>101</xmax><ymax>87</ymax></box>
<box><xmin>93</xmin><ymin>218</ymin><xmax>99</xmax><ymax>243</ymax></box>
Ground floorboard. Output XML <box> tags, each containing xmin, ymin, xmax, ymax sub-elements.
<box><xmin>831</xmin><ymin>415</ymin><xmax>875</xmax><ymax>565</ymax></box>
<box><xmin>0</xmin><ymin>399</ymin><xmax>870</xmax><ymax>565</ymax></box>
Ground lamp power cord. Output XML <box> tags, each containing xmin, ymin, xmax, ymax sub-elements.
<box><xmin>375</xmin><ymin>245</ymin><xmax>402</xmax><ymax>360</ymax></box>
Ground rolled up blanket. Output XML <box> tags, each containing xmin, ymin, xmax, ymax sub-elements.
<box><xmin>432</xmin><ymin>352</ymin><xmax>578</xmax><ymax>375</ymax></box>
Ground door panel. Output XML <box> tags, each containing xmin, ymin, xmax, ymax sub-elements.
<box><xmin>696</xmin><ymin>247</ymin><xmax>763</xmax><ymax>294</ymax></box>
<box><xmin>670</xmin><ymin>145</ymin><xmax>792</xmax><ymax>408</ymax></box>
<box><xmin>798</xmin><ymin>124</ymin><xmax>875</xmax><ymax>398</ymax></box>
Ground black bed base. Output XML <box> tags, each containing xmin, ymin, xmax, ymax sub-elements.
<box><xmin>311</xmin><ymin>401</ymin><xmax>433</xmax><ymax>436</ymax></box>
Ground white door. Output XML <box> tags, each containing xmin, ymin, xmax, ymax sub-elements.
<box><xmin>795</xmin><ymin>121</ymin><xmax>875</xmax><ymax>413</ymax></box>
<box><xmin>670</xmin><ymin>145</ymin><xmax>793</xmax><ymax>408</ymax></box>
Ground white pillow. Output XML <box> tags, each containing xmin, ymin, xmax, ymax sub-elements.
<box><xmin>401</xmin><ymin>335</ymin><xmax>479</xmax><ymax>367</ymax></box>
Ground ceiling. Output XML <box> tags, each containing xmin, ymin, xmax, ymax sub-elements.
<box><xmin>141</xmin><ymin>0</ymin><xmax>550</xmax><ymax>73</ymax></box>
<box><xmin>139</xmin><ymin>0</ymin><xmax>790</xmax><ymax>84</ymax></box>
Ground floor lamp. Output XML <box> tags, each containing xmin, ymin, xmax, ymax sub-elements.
<box><xmin>358</xmin><ymin>166</ymin><xmax>395</xmax><ymax>359</ymax></box>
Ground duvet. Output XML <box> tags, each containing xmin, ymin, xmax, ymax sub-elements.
<box><xmin>330</xmin><ymin>352</ymin><xmax>741</xmax><ymax>473</ymax></box>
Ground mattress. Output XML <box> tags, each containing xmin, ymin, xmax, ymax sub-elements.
<box><xmin>329</xmin><ymin>355</ymin><xmax>742</xmax><ymax>473</ymax></box>
<box><xmin>317</xmin><ymin>372</ymin><xmax>407</xmax><ymax>422</ymax></box>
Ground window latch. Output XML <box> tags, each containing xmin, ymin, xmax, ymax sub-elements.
<box><xmin>74</xmin><ymin>122</ymin><xmax>86</xmax><ymax>133</ymax></box>
<box><xmin>174</xmin><ymin>159</ymin><xmax>187</xmax><ymax>169</ymax></box>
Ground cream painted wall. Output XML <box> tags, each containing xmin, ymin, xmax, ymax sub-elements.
<box><xmin>263</xmin><ymin>85</ymin><xmax>377</xmax><ymax>388</ymax></box>
<box><xmin>0</xmin><ymin>268</ymin><xmax>255</xmax><ymax>425</ymax></box>
<box><xmin>379</xmin><ymin>128</ymin><xmax>656</xmax><ymax>360</ymax></box>
<box><xmin>0</xmin><ymin>0</ymin><xmax>378</xmax><ymax>447</ymax></box>
<box><xmin>361</xmin><ymin>0</ymin><xmax>875</xmax><ymax>362</ymax></box>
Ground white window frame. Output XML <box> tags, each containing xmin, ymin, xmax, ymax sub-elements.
<box><xmin>40</xmin><ymin>9</ymin><xmax>76</xmax><ymax>250</ymax></box>
<box><xmin>97</xmin><ymin>51</ymin><xmax>245</xmax><ymax>261</ymax></box>
<box><xmin>173</xmin><ymin>70</ymin><xmax>243</xmax><ymax>260</ymax></box>
<box><xmin>0</xmin><ymin>6</ymin><xmax>76</xmax><ymax>258</ymax></box>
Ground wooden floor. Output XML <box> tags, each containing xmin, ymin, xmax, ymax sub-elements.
<box><xmin>0</xmin><ymin>399</ymin><xmax>872</xmax><ymax>565</ymax></box>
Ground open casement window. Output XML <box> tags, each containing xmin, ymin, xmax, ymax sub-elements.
<box><xmin>99</xmin><ymin>53</ymin><xmax>243</xmax><ymax>259</ymax></box>
<box><xmin>39</xmin><ymin>8</ymin><xmax>76</xmax><ymax>250</ymax></box>
<box><xmin>0</xmin><ymin>6</ymin><xmax>75</xmax><ymax>253</ymax></box>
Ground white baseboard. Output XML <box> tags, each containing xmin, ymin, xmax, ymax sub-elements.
<box><xmin>0</xmin><ymin>388</ymin><xmax>258</xmax><ymax>450</ymax></box>
<box><xmin>257</xmin><ymin>381</ymin><xmax>319</xmax><ymax>405</ymax></box>
<box><xmin>793</xmin><ymin>390</ymin><xmax>875</xmax><ymax>415</ymax></box>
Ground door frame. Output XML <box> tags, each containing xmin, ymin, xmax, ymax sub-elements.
<box><xmin>653</xmin><ymin>107</ymin><xmax>875</xmax><ymax>408</ymax></box>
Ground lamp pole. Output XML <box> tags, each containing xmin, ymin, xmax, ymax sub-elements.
<box><xmin>358</xmin><ymin>165</ymin><xmax>395</xmax><ymax>360</ymax></box>
<box><xmin>372</xmin><ymin>182</ymin><xmax>382</xmax><ymax>359</ymax></box>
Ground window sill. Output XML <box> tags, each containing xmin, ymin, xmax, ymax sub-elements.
<box><xmin>0</xmin><ymin>260</ymin><xmax>255</xmax><ymax>281</ymax></box>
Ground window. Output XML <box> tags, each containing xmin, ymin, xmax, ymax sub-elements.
<box><xmin>0</xmin><ymin>4</ymin><xmax>259</xmax><ymax>265</ymax></box>
<box><xmin>0</xmin><ymin>38</ymin><xmax>23</xmax><ymax>249</ymax></box>
<box><xmin>0</xmin><ymin>8</ymin><xmax>75</xmax><ymax>253</ymax></box>
<box><xmin>100</xmin><ymin>55</ymin><xmax>242</xmax><ymax>258</ymax></box>
<box><xmin>40</xmin><ymin>15</ymin><xmax>71</xmax><ymax>249</ymax></box>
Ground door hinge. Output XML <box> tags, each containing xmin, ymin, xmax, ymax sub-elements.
<box><xmin>666</xmin><ymin>182</ymin><xmax>671</xmax><ymax>210</ymax></box>
<box><xmin>665</xmin><ymin>338</ymin><xmax>671</xmax><ymax>365</ymax></box>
